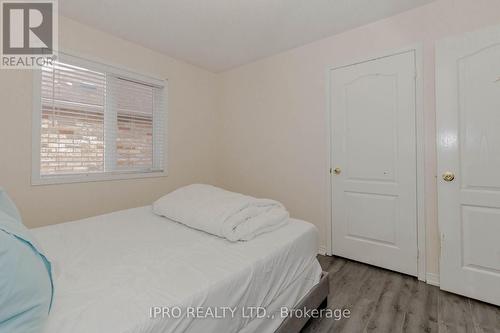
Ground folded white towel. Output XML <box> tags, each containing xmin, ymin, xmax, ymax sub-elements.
<box><xmin>153</xmin><ymin>184</ymin><xmax>289</xmax><ymax>241</ymax></box>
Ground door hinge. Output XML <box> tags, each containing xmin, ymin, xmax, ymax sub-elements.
<box><xmin>329</xmin><ymin>168</ymin><xmax>332</xmax><ymax>174</ymax></box>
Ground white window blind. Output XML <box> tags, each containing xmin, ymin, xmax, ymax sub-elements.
<box><xmin>35</xmin><ymin>54</ymin><xmax>166</xmax><ymax>184</ymax></box>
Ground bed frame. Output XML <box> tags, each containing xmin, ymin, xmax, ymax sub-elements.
<box><xmin>274</xmin><ymin>271</ymin><xmax>330</xmax><ymax>333</ymax></box>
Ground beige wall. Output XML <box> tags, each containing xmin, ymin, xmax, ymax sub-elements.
<box><xmin>216</xmin><ymin>0</ymin><xmax>500</xmax><ymax>275</ymax></box>
<box><xmin>0</xmin><ymin>17</ymin><xmax>219</xmax><ymax>228</ymax></box>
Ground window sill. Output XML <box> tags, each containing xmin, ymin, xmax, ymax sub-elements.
<box><xmin>31</xmin><ymin>170</ymin><xmax>168</xmax><ymax>186</ymax></box>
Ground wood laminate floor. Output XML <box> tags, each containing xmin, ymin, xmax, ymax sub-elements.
<box><xmin>302</xmin><ymin>255</ymin><xmax>500</xmax><ymax>333</ymax></box>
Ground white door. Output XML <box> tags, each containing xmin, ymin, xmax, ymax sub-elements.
<box><xmin>436</xmin><ymin>25</ymin><xmax>500</xmax><ymax>306</ymax></box>
<box><xmin>330</xmin><ymin>51</ymin><xmax>418</xmax><ymax>276</ymax></box>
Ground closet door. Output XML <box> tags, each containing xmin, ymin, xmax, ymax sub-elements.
<box><xmin>437</xmin><ymin>25</ymin><xmax>500</xmax><ymax>306</ymax></box>
<box><xmin>330</xmin><ymin>50</ymin><xmax>418</xmax><ymax>276</ymax></box>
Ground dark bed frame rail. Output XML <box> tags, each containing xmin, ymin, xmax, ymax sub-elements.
<box><xmin>274</xmin><ymin>271</ymin><xmax>330</xmax><ymax>333</ymax></box>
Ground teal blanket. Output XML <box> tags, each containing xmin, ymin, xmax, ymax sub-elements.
<box><xmin>0</xmin><ymin>189</ymin><xmax>54</xmax><ymax>333</ymax></box>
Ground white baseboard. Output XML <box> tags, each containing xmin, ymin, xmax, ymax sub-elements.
<box><xmin>318</xmin><ymin>245</ymin><xmax>327</xmax><ymax>256</ymax></box>
<box><xmin>426</xmin><ymin>273</ymin><xmax>440</xmax><ymax>287</ymax></box>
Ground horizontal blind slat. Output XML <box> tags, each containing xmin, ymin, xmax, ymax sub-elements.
<box><xmin>41</xmin><ymin>60</ymin><xmax>106</xmax><ymax>176</ymax></box>
<box><xmin>39</xmin><ymin>56</ymin><xmax>165</xmax><ymax>178</ymax></box>
<box><xmin>108</xmin><ymin>76</ymin><xmax>155</xmax><ymax>171</ymax></box>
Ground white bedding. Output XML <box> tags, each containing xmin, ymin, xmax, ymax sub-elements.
<box><xmin>31</xmin><ymin>206</ymin><xmax>322</xmax><ymax>333</ymax></box>
<box><xmin>153</xmin><ymin>184</ymin><xmax>289</xmax><ymax>241</ymax></box>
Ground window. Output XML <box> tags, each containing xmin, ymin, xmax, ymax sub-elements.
<box><xmin>33</xmin><ymin>53</ymin><xmax>166</xmax><ymax>184</ymax></box>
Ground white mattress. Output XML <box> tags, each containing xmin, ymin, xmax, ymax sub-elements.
<box><xmin>32</xmin><ymin>206</ymin><xmax>322</xmax><ymax>333</ymax></box>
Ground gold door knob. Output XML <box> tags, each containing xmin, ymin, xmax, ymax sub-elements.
<box><xmin>333</xmin><ymin>167</ymin><xmax>341</xmax><ymax>175</ymax></box>
<box><xmin>442</xmin><ymin>171</ymin><xmax>455</xmax><ymax>182</ymax></box>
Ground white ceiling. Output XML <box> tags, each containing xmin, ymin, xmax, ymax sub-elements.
<box><xmin>60</xmin><ymin>0</ymin><xmax>434</xmax><ymax>72</ymax></box>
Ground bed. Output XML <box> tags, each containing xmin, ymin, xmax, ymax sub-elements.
<box><xmin>31</xmin><ymin>205</ymin><xmax>326</xmax><ymax>333</ymax></box>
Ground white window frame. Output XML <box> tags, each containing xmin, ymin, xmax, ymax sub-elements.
<box><xmin>32</xmin><ymin>52</ymin><xmax>168</xmax><ymax>185</ymax></box>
